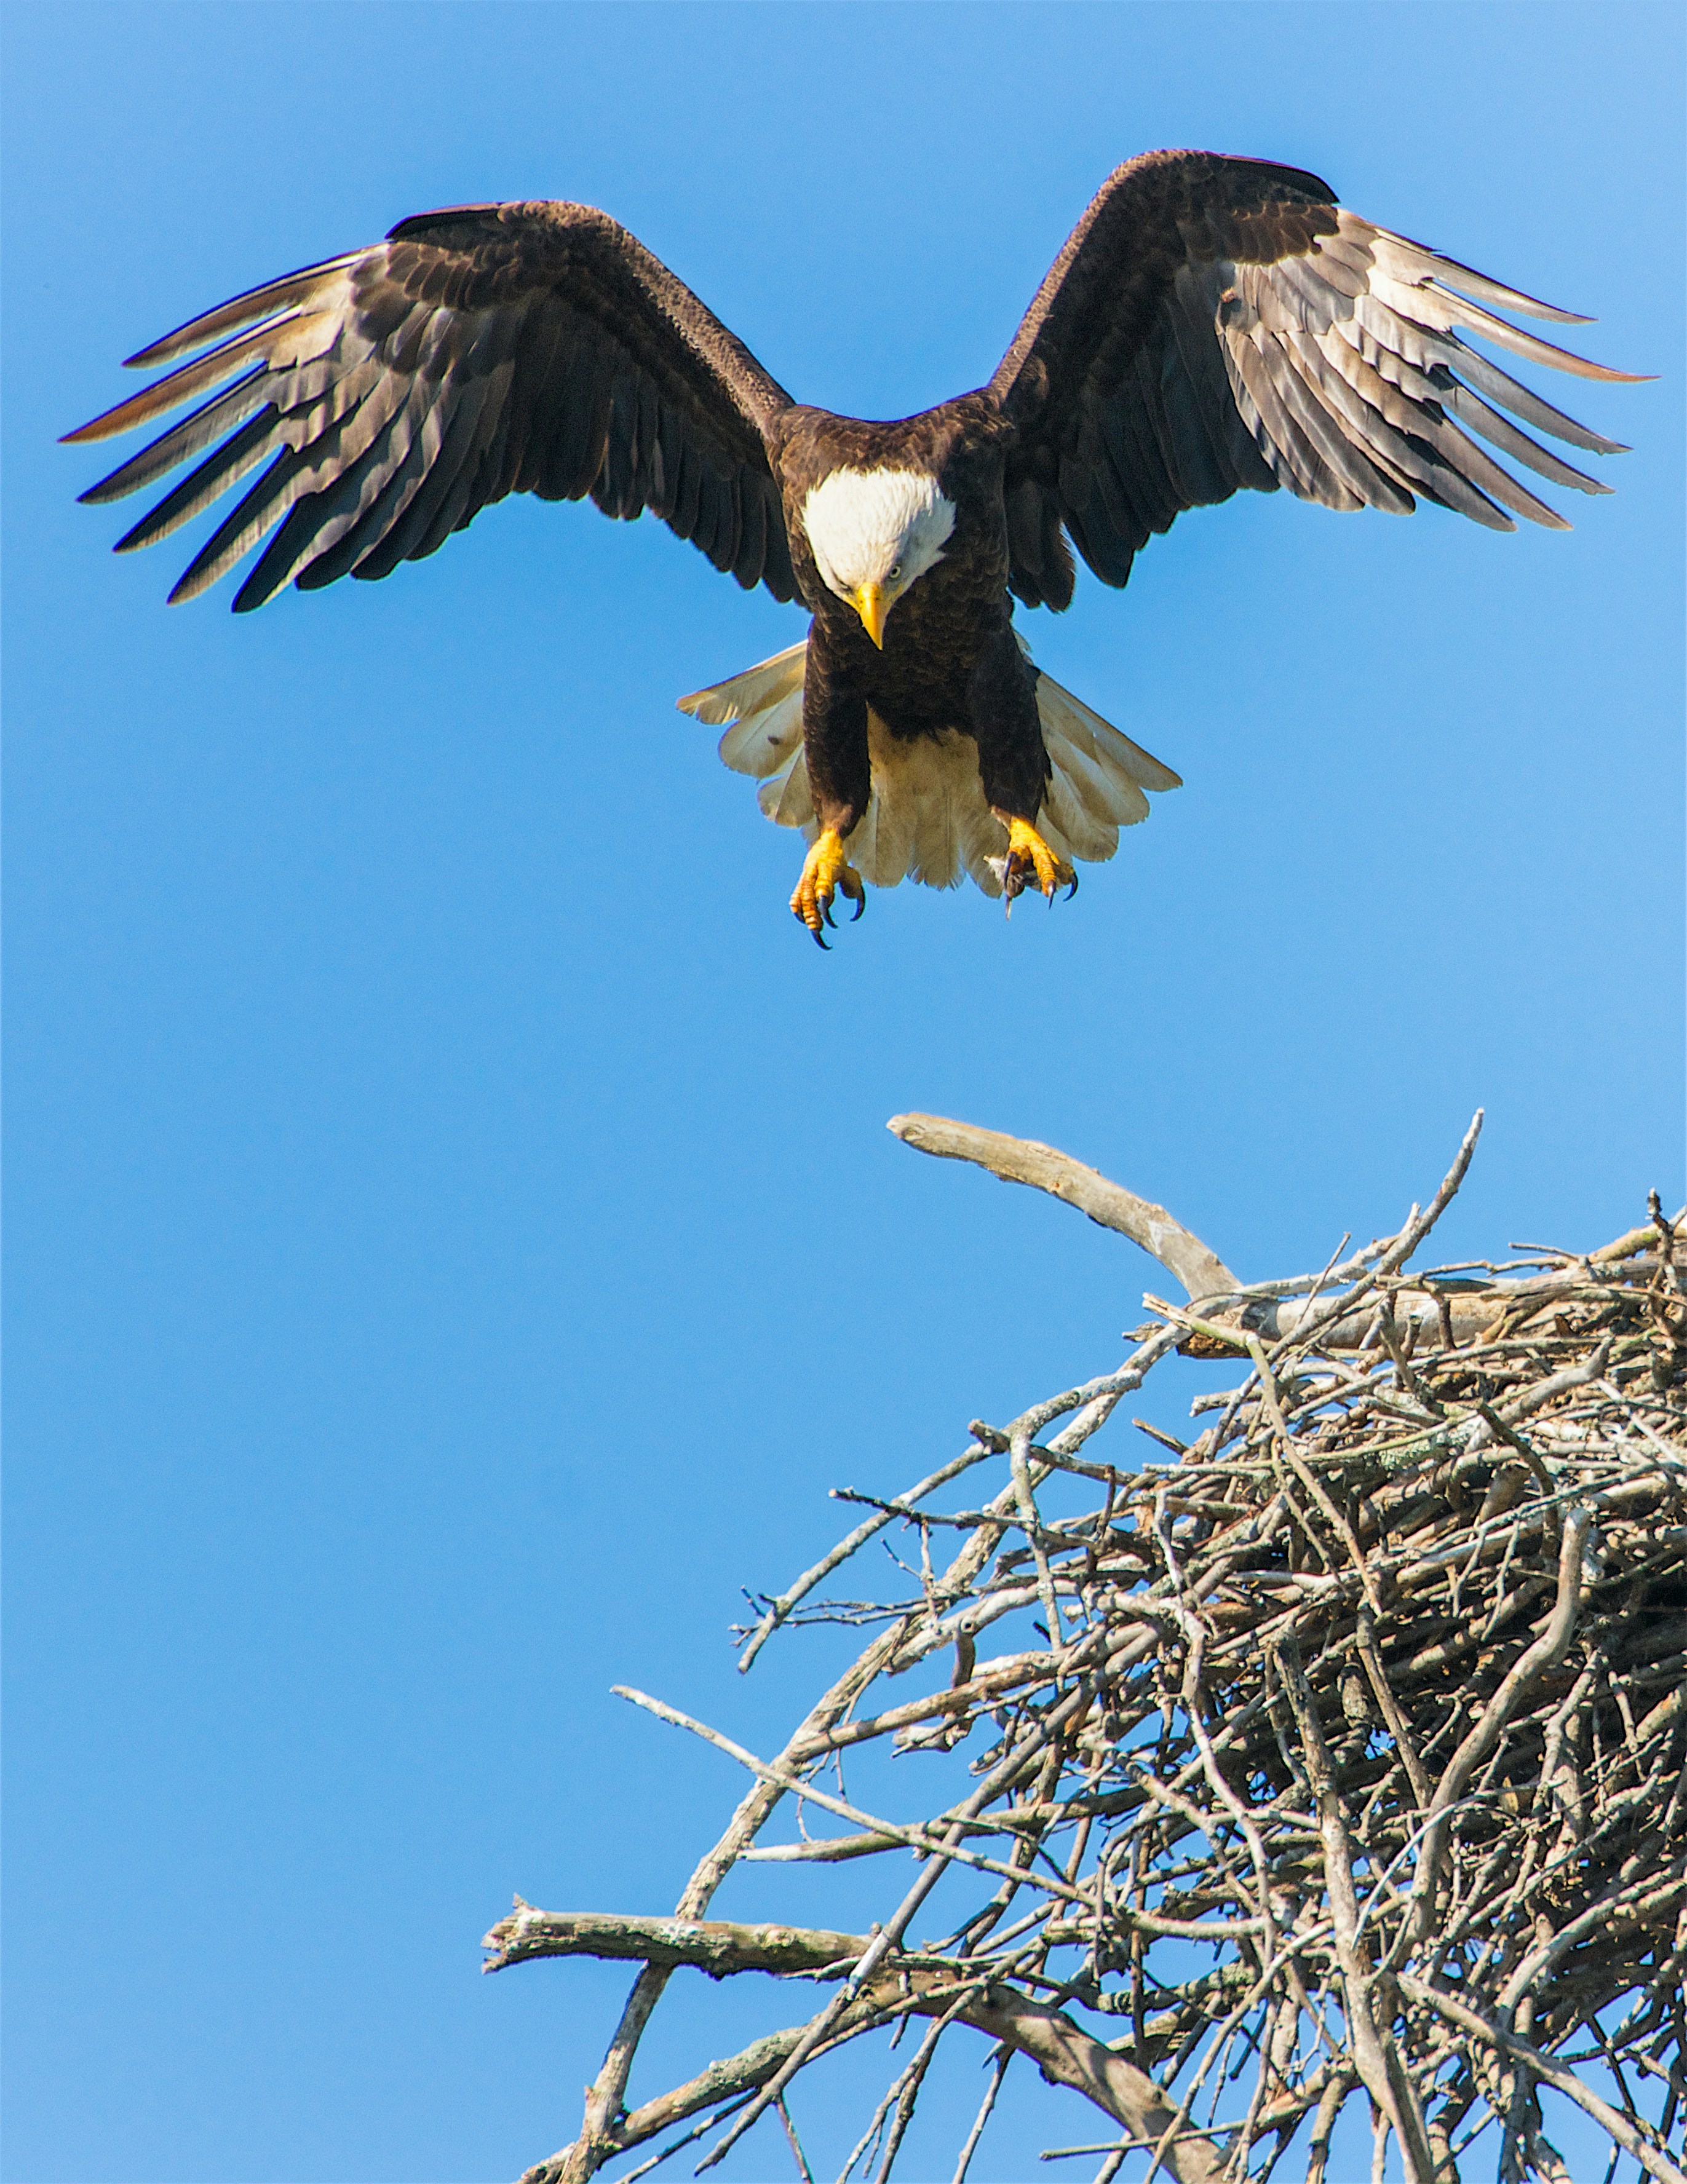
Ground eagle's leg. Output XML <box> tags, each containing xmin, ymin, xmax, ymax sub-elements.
<box><xmin>994</xmin><ymin>813</ymin><xmax>1077</xmax><ymax>903</ymax></box>
<box><xmin>790</xmin><ymin>830</ymin><xmax>865</xmax><ymax>942</ymax></box>
<box><xmin>971</xmin><ymin>625</ymin><xmax>1076</xmax><ymax>905</ymax></box>
<box><xmin>790</xmin><ymin>640</ymin><xmax>870</xmax><ymax>946</ymax></box>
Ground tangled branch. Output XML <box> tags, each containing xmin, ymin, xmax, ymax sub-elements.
<box><xmin>489</xmin><ymin>1119</ymin><xmax>1687</xmax><ymax>2184</ymax></box>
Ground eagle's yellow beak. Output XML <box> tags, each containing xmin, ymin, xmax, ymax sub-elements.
<box><xmin>852</xmin><ymin>580</ymin><xmax>889</xmax><ymax>649</ymax></box>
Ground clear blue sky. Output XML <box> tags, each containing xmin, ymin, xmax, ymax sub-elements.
<box><xmin>6</xmin><ymin>6</ymin><xmax>1681</xmax><ymax>2180</ymax></box>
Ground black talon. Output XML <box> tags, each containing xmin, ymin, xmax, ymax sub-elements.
<box><xmin>1064</xmin><ymin>871</ymin><xmax>1079</xmax><ymax>900</ymax></box>
<box><xmin>849</xmin><ymin>889</ymin><xmax>865</xmax><ymax>922</ymax></box>
<box><xmin>812</xmin><ymin>925</ymin><xmax>830</xmax><ymax>951</ymax></box>
<box><xmin>821</xmin><ymin>898</ymin><xmax>836</xmax><ymax>928</ymax></box>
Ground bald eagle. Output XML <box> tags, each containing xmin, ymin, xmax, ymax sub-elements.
<box><xmin>66</xmin><ymin>149</ymin><xmax>1635</xmax><ymax>943</ymax></box>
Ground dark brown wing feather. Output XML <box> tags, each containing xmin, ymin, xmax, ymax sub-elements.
<box><xmin>993</xmin><ymin>149</ymin><xmax>1639</xmax><ymax>608</ymax></box>
<box><xmin>65</xmin><ymin>202</ymin><xmax>798</xmax><ymax>608</ymax></box>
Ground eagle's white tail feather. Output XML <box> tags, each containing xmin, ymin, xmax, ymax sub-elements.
<box><xmin>759</xmin><ymin>743</ymin><xmax>814</xmax><ymax>829</ymax></box>
<box><xmin>1039</xmin><ymin>782</ymin><xmax>1104</xmax><ymax>865</ymax></box>
<box><xmin>718</xmin><ymin>684</ymin><xmax>803</xmax><ymax>778</ymax></box>
<box><xmin>680</xmin><ymin>636</ymin><xmax>1178</xmax><ymax>898</ymax></box>
<box><xmin>678</xmin><ymin>641</ymin><xmax>808</xmax><ymax>738</ymax></box>
<box><xmin>857</xmin><ymin>721</ymin><xmax>914</xmax><ymax>887</ymax></box>
<box><xmin>1036</xmin><ymin>674</ymin><xmax>1181</xmax><ymax>800</ymax></box>
<box><xmin>1047</xmin><ymin>718</ymin><xmax>1143</xmax><ymax>829</ymax></box>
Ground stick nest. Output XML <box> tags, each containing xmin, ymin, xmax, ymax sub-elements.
<box><xmin>489</xmin><ymin>1138</ymin><xmax>1687</xmax><ymax>2184</ymax></box>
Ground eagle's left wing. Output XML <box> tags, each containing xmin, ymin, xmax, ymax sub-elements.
<box><xmin>991</xmin><ymin>149</ymin><xmax>1640</xmax><ymax>609</ymax></box>
<box><xmin>65</xmin><ymin>202</ymin><xmax>799</xmax><ymax>608</ymax></box>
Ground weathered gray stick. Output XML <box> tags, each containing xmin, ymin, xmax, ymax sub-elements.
<box><xmin>886</xmin><ymin>1112</ymin><xmax>1240</xmax><ymax>1300</ymax></box>
<box><xmin>486</xmin><ymin>1910</ymin><xmax>1226</xmax><ymax>2183</ymax></box>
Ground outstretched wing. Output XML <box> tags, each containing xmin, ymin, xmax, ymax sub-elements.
<box><xmin>991</xmin><ymin>149</ymin><xmax>1639</xmax><ymax>609</ymax></box>
<box><xmin>66</xmin><ymin>202</ymin><xmax>799</xmax><ymax>609</ymax></box>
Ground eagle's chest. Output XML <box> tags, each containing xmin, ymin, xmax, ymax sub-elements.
<box><xmin>825</xmin><ymin>532</ymin><xmax>1012</xmax><ymax>741</ymax></box>
<box><xmin>871</xmin><ymin>592</ymin><xmax>1000</xmax><ymax>738</ymax></box>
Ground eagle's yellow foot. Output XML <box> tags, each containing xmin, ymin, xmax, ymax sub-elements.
<box><xmin>996</xmin><ymin>813</ymin><xmax>1077</xmax><ymax>908</ymax></box>
<box><xmin>790</xmin><ymin>828</ymin><xmax>865</xmax><ymax>947</ymax></box>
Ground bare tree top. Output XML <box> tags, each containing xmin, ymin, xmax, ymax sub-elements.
<box><xmin>488</xmin><ymin>1120</ymin><xmax>1687</xmax><ymax>2184</ymax></box>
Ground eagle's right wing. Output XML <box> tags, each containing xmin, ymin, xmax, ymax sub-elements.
<box><xmin>66</xmin><ymin>202</ymin><xmax>799</xmax><ymax>608</ymax></box>
<box><xmin>991</xmin><ymin>149</ymin><xmax>1640</xmax><ymax>609</ymax></box>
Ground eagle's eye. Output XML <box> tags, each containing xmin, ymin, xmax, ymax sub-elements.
<box><xmin>888</xmin><ymin>559</ymin><xmax>904</xmax><ymax>580</ymax></box>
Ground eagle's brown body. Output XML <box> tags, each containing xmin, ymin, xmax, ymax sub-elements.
<box><xmin>66</xmin><ymin>149</ymin><xmax>1635</xmax><ymax>935</ymax></box>
<box><xmin>774</xmin><ymin>397</ymin><xmax>1047</xmax><ymax>838</ymax></box>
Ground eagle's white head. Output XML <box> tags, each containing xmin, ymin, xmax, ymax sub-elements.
<box><xmin>802</xmin><ymin>467</ymin><xmax>956</xmax><ymax>647</ymax></box>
